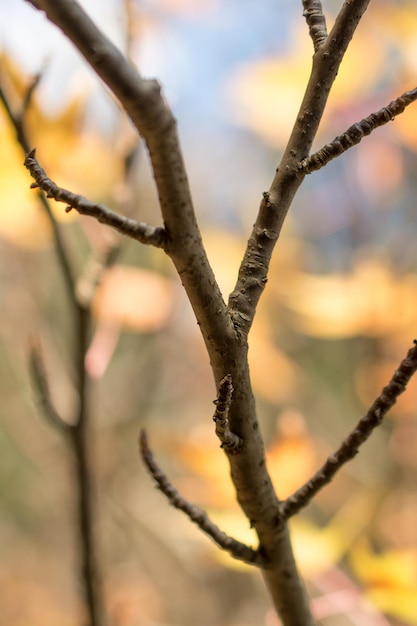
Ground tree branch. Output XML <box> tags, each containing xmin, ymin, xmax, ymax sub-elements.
<box><xmin>281</xmin><ymin>341</ymin><xmax>417</xmax><ymax>519</ymax></box>
<box><xmin>76</xmin><ymin>240</ymin><xmax>122</xmax><ymax>307</ymax></box>
<box><xmin>139</xmin><ymin>430</ymin><xmax>263</xmax><ymax>566</ymax></box>
<box><xmin>228</xmin><ymin>0</ymin><xmax>372</xmax><ymax>338</ymax></box>
<box><xmin>213</xmin><ymin>375</ymin><xmax>243</xmax><ymax>454</ymax></box>
<box><xmin>24</xmin><ymin>0</ymin><xmax>233</xmax><ymax>361</ymax></box>
<box><xmin>0</xmin><ymin>82</ymin><xmax>77</xmax><ymax>311</ymax></box>
<box><xmin>19</xmin><ymin>3</ymin><xmax>383</xmax><ymax>626</ymax></box>
<box><xmin>24</xmin><ymin>149</ymin><xmax>167</xmax><ymax>248</ymax></box>
<box><xmin>29</xmin><ymin>341</ymin><xmax>73</xmax><ymax>433</ymax></box>
<box><xmin>300</xmin><ymin>87</ymin><xmax>417</xmax><ymax>173</ymax></box>
<box><xmin>302</xmin><ymin>0</ymin><xmax>328</xmax><ymax>52</ymax></box>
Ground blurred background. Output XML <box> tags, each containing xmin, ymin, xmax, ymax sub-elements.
<box><xmin>1</xmin><ymin>0</ymin><xmax>417</xmax><ymax>624</ymax></box>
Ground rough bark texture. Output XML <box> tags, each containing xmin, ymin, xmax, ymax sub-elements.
<box><xmin>22</xmin><ymin>2</ymin><xmax>397</xmax><ymax>626</ymax></box>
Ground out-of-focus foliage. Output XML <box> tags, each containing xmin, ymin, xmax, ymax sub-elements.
<box><xmin>1</xmin><ymin>0</ymin><xmax>417</xmax><ymax>624</ymax></box>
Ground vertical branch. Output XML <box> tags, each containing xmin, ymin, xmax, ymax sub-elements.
<box><xmin>0</xmin><ymin>79</ymin><xmax>106</xmax><ymax>624</ymax></box>
<box><xmin>71</xmin><ymin>307</ymin><xmax>106</xmax><ymax>626</ymax></box>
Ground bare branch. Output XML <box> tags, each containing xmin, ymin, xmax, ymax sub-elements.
<box><xmin>0</xmin><ymin>81</ymin><xmax>77</xmax><ymax>309</ymax></box>
<box><xmin>21</xmin><ymin>70</ymin><xmax>43</xmax><ymax>117</ymax></box>
<box><xmin>2</xmin><ymin>67</ymin><xmax>105</xmax><ymax>624</ymax></box>
<box><xmin>228</xmin><ymin>0</ymin><xmax>372</xmax><ymax>338</ymax></box>
<box><xmin>302</xmin><ymin>0</ymin><xmax>328</xmax><ymax>51</ymax></box>
<box><xmin>24</xmin><ymin>0</ymin><xmax>231</xmax><ymax>360</ymax></box>
<box><xmin>300</xmin><ymin>87</ymin><xmax>417</xmax><ymax>174</ymax></box>
<box><xmin>29</xmin><ymin>341</ymin><xmax>73</xmax><ymax>433</ymax></box>
<box><xmin>213</xmin><ymin>375</ymin><xmax>243</xmax><ymax>454</ymax></box>
<box><xmin>139</xmin><ymin>430</ymin><xmax>262</xmax><ymax>566</ymax></box>
<box><xmin>24</xmin><ymin>149</ymin><xmax>167</xmax><ymax>248</ymax></box>
<box><xmin>281</xmin><ymin>341</ymin><xmax>417</xmax><ymax>519</ymax></box>
<box><xmin>76</xmin><ymin>240</ymin><xmax>122</xmax><ymax>307</ymax></box>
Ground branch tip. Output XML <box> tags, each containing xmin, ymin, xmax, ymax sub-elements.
<box><xmin>139</xmin><ymin>429</ymin><xmax>262</xmax><ymax>565</ymax></box>
<box><xmin>281</xmin><ymin>341</ymin><xmax>417</xmax><ymax>518</ymax></box>
<box><xmin>29</xmin><ymin>340</ymin><xmax>72</xmax><ymax>433</ymax></box>
<box><xmin>24</xmin><ymin>151</ymin><xmax>167</xmax><ymax>248</ymax></box>
<box><xmin>301</xmin><ymin>86</ymin><xmax>417</xmax><ymax>174</ymax></box>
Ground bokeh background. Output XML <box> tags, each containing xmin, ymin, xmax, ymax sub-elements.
<box><xmin>1</xmin><ymin>0</ymin><xmax>417</xmax><ymax>624</ymax></box>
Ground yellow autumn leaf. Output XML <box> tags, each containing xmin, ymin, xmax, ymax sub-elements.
<box><xmin>0</xmin><ymin>55</ymin><xmax>124</xmax><ymax>248</ymax></box>
<box><xmin>278</xmin><ymin>259</ymin><xmax>417</xmax><ymax>339</ymax></box>
<box><xmin>367</xmin><ymin>587</ymin><xmax>417</xmax><ymax>625</ymax></box>
<box><xmin>350</xmin><ymin>539</ymin><xmax>417</xmax><ymax>624</ymax></box>
<box><xmin>292</xmin><ymin>490</ymin><xmax>377</xmax><ymax>578</ymax></box>
<box><xmin>92</xmin><ymin>265</ymin><xmax>176</xmax><ymax>332</ymax></box>
<box><xmin>266</xmin><ymin>409</ymin><xmax>318</xmax><ymax>499</ymax></box>
<box><xmin>202</xmin><ymin>228</ymin><xmax>246</xmax><ymax>299</ymax></box>
<box><xmin>169</xmin><ymin>424</ymin><xmax>238</xmax><ymax>510</ymax></box>
<box><xmin>355</xmin><ymin>357</ymin><xmax>417</xmax><ymax>418</ymax></box>
<box><xmin>350</xmin><ymin>539</ymin><xmax>417</xmax><ymax>588</ymax></box>
<box><xmin>152</xmin><ymin>0</ymin><xmax>218</xmax><ymax>17</ymax></box>
<box><xmin>249</xmin><ymin>327</ymin><xmax>298</xmax><ymax>404</ymax></box>
<box><xmin>224</xmin><ymin>20</ymin><xmax>386</xmax><ymax>148</ymax></box>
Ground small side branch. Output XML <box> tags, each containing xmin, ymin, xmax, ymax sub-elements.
<box><xmin>29</xmin><ymin>341</ymin><xmax>73</xmax><ymax>434</ymax></box>
<box><xmin>281</xmin><ymin>341</ymin><xmax>417</xmax><ymax>519</ymax></box>
<box><xmin>139</xmin><ymin>430</ymin><xmax>262</xmax><ymax>566</ymax></box>
<box><xmin>302</xmin><ymin>0</ymin><xmax>328</xmax><ymax>51</ymax></box>
<box><xmin>213</xmin><ymin>375</ymin><xmax>243</xmax><ymax>454</ymax></box>
<box><xmin>300</xmin><ymin>87</ymin><xmax>417</xmax><ymax>174</ymax></box>
<box><xmin>24</xmin><ymin>149</ymin><xmax>167</xmax><ymax>249</ymax></box>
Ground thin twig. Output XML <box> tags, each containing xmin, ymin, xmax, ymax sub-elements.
<box><xmin>1</xmin><ymin>70</ymin><xmax>107</xmax><ymax>626</ymax></box>
<box><xmin>24</xmin><ymin>0</ymin><xmax>232</xmax><ymax>377</ymax></box>
<box><xmin>281</xmin><ymin>341</ymin><xmax>417</xmax><ymax>519</ymax></box>
<box><xmin>139</xmin><ymin>430</ymin><xmax>263</xmax><ymax>566</ymax></box>
<box><xmin>302</xmin><ymin>0</ymin><xmax>328</xmax><ymax>51</ymax></box>
<box><xmin>21</xmin><ymin>70</ymin><xmax>43</xmax><ymax>117</ymax></box>
<box><xmin>76</xmin><ymin>240</ymin><xmax>122</xmax><ymax>307</ymax></box>
<box><xmin>300</xmin><ymin>87</ymin><xmax>417</xmax><ymax>174</ymax></box>
<box><xmin>0</xmin><ymin>82</ymin><xmax>77</xmax><ymax>310</ymax></box>
<box><xmin>228</xmin><ymin>0</ymin><xmax>372</xmax><ymax>339</ymax></box>
<box><xmin>70</xmin><ymin>301</ymin><xmax>108</xmax><ymax>626</ymax></box>
<box><xmin>29</xmin><ymin>341</ymin><xmax>73</xmax><ymax>433</ymax></box>
<box><xmin>213</xmin><ymin>375</ymin><xmax>243</xmax><ymax>454</ymax></box>
<box><xmin>24</xmin><ymin>149</ymin><xmax>167</xmax><ymax>248</ymax></box>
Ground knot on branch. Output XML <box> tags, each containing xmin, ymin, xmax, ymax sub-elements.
<box><xmin>213</xmin><ymin>375</ymin><xmax>243</xmax><ymax>454</ymax></box>
<box><xmin>302</xmin><ymin>0</ymin><xmax>328</xmax><ymax>51</ymax></box>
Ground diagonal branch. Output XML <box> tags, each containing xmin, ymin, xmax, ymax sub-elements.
<box><xmin>76</xmin><ymin>240</ymin><xmax>122</xmax><ymax>307</ymax></box>
<box><xmin>281</xmin><ymin>341</ymin><xmax>417</xmax><ymax>519</ymax></box>
<box><xmin>0</xmin><ymin>82</ymin><xmax>77</xmax><ymax>311</ymax></box>
<box><xmin>302</xmin><ymin>0</ymin><xmax>328</xmax><ymax>52</ymax></box>
<box><xmin>213</xmin><ymin>375</ymin><xmax>243</xmax><ymax>454</ymax></box>
<box><xmin>24</xmin><ymin>149</ymin><xmax>167</xmax><ymax>248</ymax></box>
<box><xmin>228</xmin><ymin>0</ymin><xmax>372</xmax><ymax>338</ymax></box>
<box><xmin>139</xmin><ymin>430</ymin><xmax>263</xmax><ymax>566</ymax></box>
<box><xmin>2</xmin><ymin>69</ymin><xmax>105</xmax><ymax>624</ymax></box>
<box><xmin>300</xmin><ymin>87</ymin><xmax>417</xmax><ymax>174</ymax></box>
<box><xmin>29</xmin><ymin>341</ymin><xmax>73</xmax><ymax>433</ymax></box>
<box><xmin>24</xmin><ymin>0</ymin><xmax>233</xmax><ymax>361</ymax></box>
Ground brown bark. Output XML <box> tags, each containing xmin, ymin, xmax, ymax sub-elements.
<box><xmin>22</xmin><ymin>3</ymin><xmax>399</xmax><ymax>626</ymax></box>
